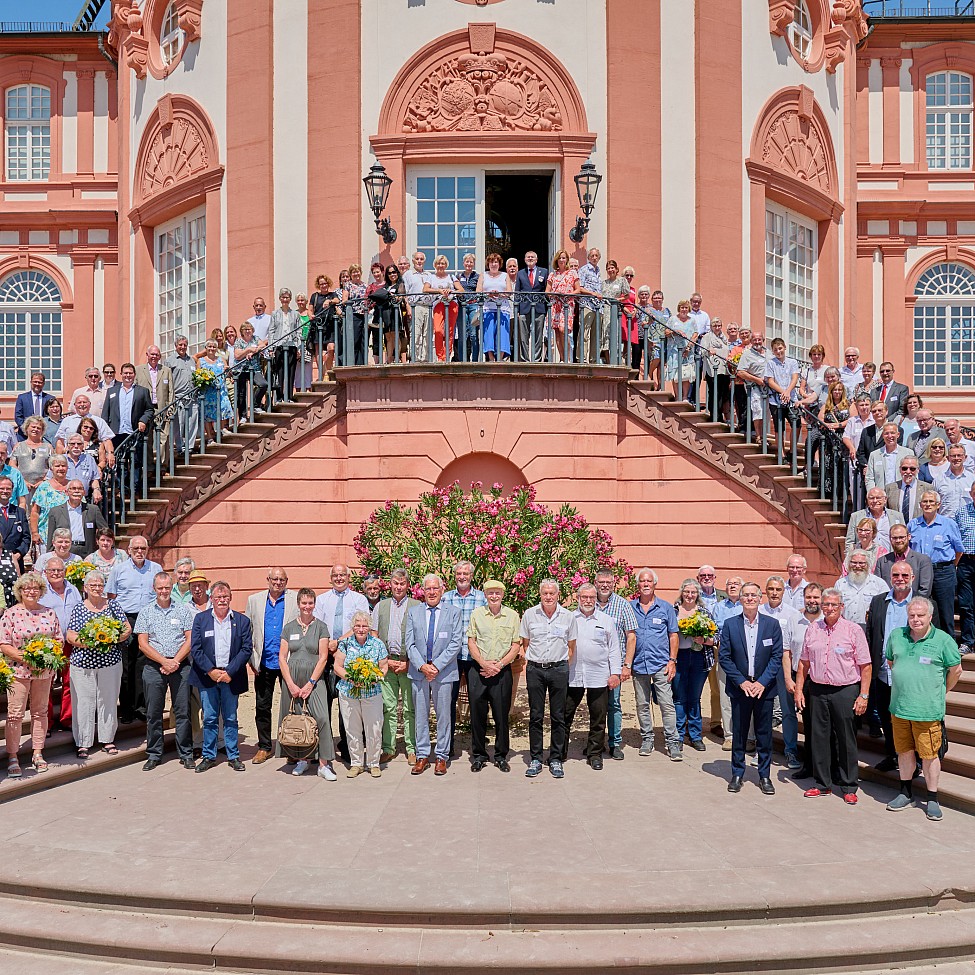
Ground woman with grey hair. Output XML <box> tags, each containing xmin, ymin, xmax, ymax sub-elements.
<box><xmin>0</xmin><ymin>570</ymin><xmax>61</xmax><ymax>776</ymax></box>
<box><xmin>29</xmin><ymin>452</ymin><xmax>70</xmax><ymax>555</ymax></box>
<box><xmin>65</xmin><ymin>569</ymin><xmax>131</xmax><ymax>759</ymax></box>
<box><xmin>672</xmin><ymin>578</ymin><xmax>718</xmax><ymax>753</ymax></box>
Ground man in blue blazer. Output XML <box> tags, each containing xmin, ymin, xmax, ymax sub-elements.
<box><xmin>14</xmin><ymin>373</ymin><xmax>54</xmax><ymax>440</ymax></box>
<box><xmin>515</xmin><ymin>251</ymin><xmax>549</xmax><ymax>362</ymax></box>
<box><xmin>189</xmin><ymin>581</ymin><xmax>253</xmax><ymax>772</ymax></box>
<box><xmin>718</xmin><ymin>582</ymin><xmax>783</xmax><ymax>795</ymax></box>
<box><xmin>405</xmin><ymin>573</ymin><xmax>464</xmax><ymax>776</ymax></box>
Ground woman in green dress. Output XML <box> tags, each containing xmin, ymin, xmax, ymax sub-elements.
<box><xmin>276</xmin><ymin>587</ymin><xmax>336</xmax><ymax>780</ymax></box>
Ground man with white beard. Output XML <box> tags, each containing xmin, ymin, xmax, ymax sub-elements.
<box><xmin>834</xmin><ymin>553</ymin><xmax>889</xmax><ymax>632</ymax></box>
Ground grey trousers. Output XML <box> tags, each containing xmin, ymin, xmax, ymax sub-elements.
<box><xmin>412</xmin><ymin>305</ymin><xmax>432</xmax><ymax>361</ymax></box>
<box><xmin>71</xmin><ymin>661</ymin><xmax>122</xmax><ymax>748</ymax></box>
<box><xmin>633</xmin><ymin>668</ymin><xmax>679</xmax><ymax>748</ymax></box>
<box><xmin>143</xmin><ymin>659</ymin><xmax>192</xmax><ymax>761</ymax></box>
<box><xmin>412</xmin><ymin>673</ymin><xmax>455</xmax><ymax>762</ymax></box>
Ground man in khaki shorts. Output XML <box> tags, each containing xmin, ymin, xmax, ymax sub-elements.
<box><xmin>885</xmin><ymin>596</ymin><xmax>963</xmax><ymax>821</ymax></box>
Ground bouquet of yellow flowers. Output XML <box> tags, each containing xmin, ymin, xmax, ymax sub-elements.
<box><xmin>76</xmin><ymin>615</ymin><xmax>125</xmax><ymax>652</ymax></box>
<box><xmin>727</xmin><ymin>345</ymin><xmax>744</xmax><ymax>376</ymax></box>
<box><xmin>192</xmin><ymin>366</ymin><xmax>217</xmax><ymax>390</ymax></box>
<box><xmin>677</xmin><ymin>611</ymin><xmax>718</xmax><ymax>641</ymax></box>
<box><xmin>345</xmin><ymin>656</ymin><xmax>384</xmax><ymax>698</ymax></box>
<box><xmin>65</xmin><ymin>560</ymin><xmax>97</xmax><ymax>595</ymax></box>
<box><xmin>21</xmin><ymin>635</ymin><xmax>67</xmax><ymax>675</ymax></box>
<box><xmin>0</xmin><ymin>658</ymin><xmax>14</xmax><ymax>692</ymax></box>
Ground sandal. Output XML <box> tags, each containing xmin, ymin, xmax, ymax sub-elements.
<box><xmin>31</xmin><ymin>755</ymin><xmax>48</xmax><ymax>773</ymax></box>
<box><xmin>76</xmin><ymin>747</ymin><xmax>89</xmax><ymax>760</ymax></box>
<box><xmin>7</xmin><ymin>759</ymin><xmax>22</xmax><ymax>779</ymax></box>
<box><xmin>103</xmin><ymin>743</ymin><xmax>119</xmax><ymax>756</ymax></box>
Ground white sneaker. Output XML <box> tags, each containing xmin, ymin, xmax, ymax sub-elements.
<box><xmin>292</xmin><ymin>760</ymin><xmax>309</xmax><ymax>776</ymax></box>
<box><xmin>318</xmin><ymin>762</ymin><xmax>337</xmax><ymax>781</ymax></box>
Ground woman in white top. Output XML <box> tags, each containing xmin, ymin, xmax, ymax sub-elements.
<box><xmin>422</xmin><ymin>255</ymin><xmax>462</xmax><ymax>362</ymax></box>
<box><xmin>475</xmin><ymin>253</ymin><xmax>512</xmax><ymax>361</ymax></box>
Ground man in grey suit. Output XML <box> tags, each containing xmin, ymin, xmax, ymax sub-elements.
<box><xmin>46</xmin><ymin>479</ymin><xmax>108</xmax><ymax>556</ymax></box>
<box><xmin>405</xmin><ymin>573</ymin><xmax>463</xmax><ymax>776</ymax></box>
<box><xmin>845</xmin><ymin>487</ymin><xmax>905</xmax><ymax>552</ymax></box>
<box><xmin>874</xmin><ymin>523</ymin><xmax>934</xmax><ymax>598</ymax></box>
<box><xmin>885</xmin><ymin>456</ymin><xmax>932</xmax><ymax>523</ymax></box>
<box><xmin>869</xmin><ymin>362</ymin><xmax>909</xmax><ymax>418</ymax></box>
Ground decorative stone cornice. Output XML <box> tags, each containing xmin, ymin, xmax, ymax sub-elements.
<box><xmin>622</xmin><ymin>386</ymin><xmax>843</xmax><ymax>566</ymax></box>
<box><xmin>768</xmin><ymin>0</ymin><xmax>794</xmax><ymax>37</ymax></box>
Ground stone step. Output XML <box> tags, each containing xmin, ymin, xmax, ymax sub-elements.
<box><xmin>949</xmin><ymin>716</ymin><xmax>975</xmax><ymax>749</ymax></box>
<box><xmin>947</xmin><ymin>690</ymin><xmax>975</xmax><ymax>721</ymax></box>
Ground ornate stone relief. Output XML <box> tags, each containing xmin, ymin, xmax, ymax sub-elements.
<box><xmin>402</xmin><ymin>26</ymin><xmax>562</xmax><ymax>133</ymax></box>
<box><xmin>761</xmin><ymin>109</ymin><xmax>832</xmax><ymax>194</ymax></box>
<box><xmin>108</xmin><ymin>0</ymin><xmax>203</xmax><ymax>79</ymax></box>
<box><xmin>140</xmin><ymin>98</ymin><xmax>211</xmax><ymax>201</ymax></box>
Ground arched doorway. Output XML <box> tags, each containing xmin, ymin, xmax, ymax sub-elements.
<box><xmin>436</xmin><ymin>453</ymin><xmax>527</xmax><ymax>496</ymax></box>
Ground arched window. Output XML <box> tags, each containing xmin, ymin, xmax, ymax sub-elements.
<box><xmin>0</xmin><ymin>270</ymin><xmax>62</xmax><ymax>394</ymax></box>
<box><xmin>5</xmin><ymin>84</ymin><xmax>51</xmax><ymax>181</ymax></box>
<box><xmin>926</xmin><ymin>71</ymin><xmax>973</xmax><ymax>170</ymax></box>
<box><xmin>789</xmin><ymin>1</ymin><xmax>813</xmax><ymax>63</ymax></box>
<box><xmin>160</xmin><ymin>2</ymin><xmax>185</xmax><ymax>67</ymax></box>
<box><xmin>914</xmin><ymin>262</ymin><xmax>975</xmax><ymax>389</ymax></box>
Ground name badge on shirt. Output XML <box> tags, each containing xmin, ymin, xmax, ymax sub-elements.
<box><xmin>935</xmin><ymin>535</ymin><xmax>943</xmax><ymax>543</ymax></box>
<box><xmin>290</xmin><ymin>633</ymin><xmax>300</xmax><ymax>640</ymax></box>
<box><xmin>763</xmin><ymin>639</ymin><xmax>773</xmax><ymax>646</ymax></box>
<box><xmin>85</xmin><ymin>522</ymin><xmax>94</xmax><ymax>529</ymax></box>
<box><xmin>170</xmin><ymin>618</ymin><xmax>182</xmax><ymax>625</ymax></box>
<box><xmin>552</xmin><ymin>625</ymin><xmax>567</xmax><ymax>638</ymax></box>
<box><xmin>834</xmin><ymin>644</ymin><xmax>850</xmax><ymax>654</ymax></box>
<box><xmin>652</xmin><ymin>618</ymin><xmax>664</xmax><ymax>625</ymax></box>
<box><xmin>919</xmin><ymin>656</ymin><xmax>933</xmax><ymax>665</ymax></box>
<box><xmin>437</xmin><ymin>631</ymin><xmax>449</xmax><ymax>638</ymax></box>
<box><xmin>204</xmin><ymin>630</ymin><xmax>214</xmax><ymax>637</ymax></box>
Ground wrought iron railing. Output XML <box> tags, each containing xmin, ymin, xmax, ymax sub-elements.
<box><xmin>863</xmin><ymin>0</ymin><xmax>975</xmax><ymax>16</ymax></box>
<box><xmin>97</xmin><ymin>293</ymin><xmax>866</xmax><ymax>535</ymax></box>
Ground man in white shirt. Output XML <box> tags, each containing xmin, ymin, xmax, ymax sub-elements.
<box><xmin>839</xmin><ymin>346</ymin><xmax>864</xmax><ymax>396</ymax></box>
<box><xmin>402</xmin><ymin>252</ymin><xmax>434</xmax><ymax>361</ymax></box>
<box><xmin>69</xmin><ymin>367</ymin><xmax>107</xmax><ymax>415</ymax></box>
<box><xmin>247</xmin><ymin>296</ymin><xmax>272</xmax><ymax>343</ymax></box>
<box><xmin>562</xmin><ymin>584</ymin><xmax>620</xmax><ymax>771</ymax></box>
<box><xmin>943</xmin><ymin>418</ymin><xmax>975</xmax><ymax>473</ymax></box>
<box><xmin>759</xmin><ymin>575</ymin><xmax>803</xmax><ymax>770</ymax></box>
<box><xmin>54</xmin><ymin>394</ymin><xmax>115</xmax><ymax>452</ymax></box>
<box><xmin>783</xmin><ymin>555</ymin><xmax>809</xmax><ymax>611</ymax></box>
<box><xmin>934</xmin><ymin>444</ymin><xmax>975</xmax><ymax>518</ymax></box>
<box><xmin>835</xmin><ymin>553</ymin><xmax>890</xmax><ymax>627</ymax></box>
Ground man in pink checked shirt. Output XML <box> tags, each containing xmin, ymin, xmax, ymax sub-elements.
<box><xmin>795</xmin><ymin>587</ymin><xmax>872</xmax><ymax>805</ymax></box>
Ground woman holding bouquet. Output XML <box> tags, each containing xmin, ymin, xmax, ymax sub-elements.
<box><xmin>672</xmin><ymin>579</ymin><xmax>718</xmax><ymax>753</ymax></box>
<box><xmin>65</xmin><ymin>569</ymin><xmax>130</xmax><ymax>759</ymax></box>
<box><xmin>0</xmin><ymin>571</ymin><xmax>63</xmax><ymax>776</ymax></box>
<box><xmin>193</xmin><ymin>339</ymin><xmax>233</xmax><ymax>442</ymax></box>
<box><xmin>276</xmin><ymin>587</ymin><xmax>336</xmax><ymax>780</ymax></box>
<box><xmin>333</xmin><ymin>610</ymin><xmax>388</xmax><ymax>778</ymax></box>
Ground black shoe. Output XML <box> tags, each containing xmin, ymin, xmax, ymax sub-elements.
<box><xmin>471</xmin><ymin>759</ymin><xmax>487</xmax><ymax>772</ymax></box>
<box><xmin>195</xmin><ymin>758</ymin><xmax>217</xmax><ymax>773</ymax></box>
<box><xmin>689</xmin><ymin>739</ymin><xmax>706</xmax><ymax>752</ymax></box>
<box><xmin>610</xmin><ymin>746</ymin><xmax>624</xmax><ymax>761</ymax></box>
<box><xmin>728</xmin><ymin>775</ymin><xmax>743</xmax><ymax>793</ymax></box>
<box><xmin>868</xmin><ymin>726</ymin><xmax>883</xmax><ymax>739</ymax></box>
<box><xmin>142</xmin><ymin>759</ymin><xmax>160</xmax><ymax>771</ymax></box>
<box><xmin>179</xmin><ymin>758</ymin><xmax>196</xmax><ymax>770</ymax></box>
<box><xmin>192</xmin><ymin>748</ymin><xmax>202</xmax><ymax>759</ymax></box>
<box><xmin>228</xmin><ymin>759</ymin><xmax>246</xmax><ymax>771</ymax></box>
<box><xmin>589</xmin><ymin>756</ymin><xmax>604</xmax><ymax>770</ymax></box>
<box><xmin>494</xmin><ymin>759</ymin><xmax>510</xmax><ymax>773</ymax></box>
<box><xmin>119</xmin><ymin>715</ymin><xmax>134</xmax><ymax>725</ymax></box>
<box><xmin>791</xmin><ymin>766</ymin><xmax>812</xmax><ymax>780</ymax></box>
<box><xmin>759</xmin><ymin>777</ymin><xmax>775</xmax><ymax>795</ymax></box>
<box><xmin>874</xmin><ymin>756</ymin><xmax>898</xmax><ymax>773</ymax></box>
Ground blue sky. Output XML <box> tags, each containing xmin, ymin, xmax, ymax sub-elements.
<box><xmin>0</xmin><ymin>0</ymin><xmax>109</xmax><ymax>27</ymax></box>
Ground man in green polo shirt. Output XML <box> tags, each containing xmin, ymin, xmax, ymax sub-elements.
<box><xmin>885</xmin><ymin>596</ymin><xmax>963</xmax><ymax>822</ymax></box>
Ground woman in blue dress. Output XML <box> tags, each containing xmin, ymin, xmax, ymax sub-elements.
<box><xmin>193</xmin><ymin>338</ymin><xmax>233</xmax><ymax>441</ymax></box>
<box><xmin>664</xmin><ymin>299</ymin><xmax>699</xmax><ymax>402</ymax></box>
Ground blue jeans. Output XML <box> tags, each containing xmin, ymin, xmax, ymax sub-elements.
<box><xmin>775</xmin><ymin>667</ymin><xmax>799</xmax><ymax>756</ymax></box>
<box><xmin>200</xmin><ymin>683</ymin><xmax>240</xmax><ymax>761</ymax></box>
<box><xmin>453</xmin><ymin>304</ymin><xmax>480</xmax><ymax>362</ymax></box>
<box><xmin>672</xmin><ymin>648</ymin><xmax>709</xmax><ymax>742</ymax></box>
<box><xmin>607</xmin><ymin>684</ymin><xmax>622</xmax><ymax>748</ymax></box>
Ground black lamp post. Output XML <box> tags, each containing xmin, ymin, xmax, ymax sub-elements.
<box><xmin>363</xmin><ymin>161</ymin><xmax>397</xmax><ymax>245</ymax></box>
<box><xmin>568</xmin><ymin>159</ymin><xmax>602</xmax><ymax>244</ymax></box>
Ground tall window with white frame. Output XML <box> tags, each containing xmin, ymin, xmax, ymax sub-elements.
<box><xmin>765</xmin><ymin>204</ymin><xmax>816</xmax><ymax>360</ymax></box>
<box><xmin>415</xmin><ymin>176</ymin><xmax>477</xmax><ymax>274</ymax></box>
<box><xmin>913</xmin><ymin>262</ymin><xmax>975</xmax><ymax>390</ymax></box>
<box><xmin>926</xmin><ymin>71</ymin><xmax>973</xmax><ymax>170</ymax></box>
<box><xmin>789</xmin><ymin>1</ymin><xmax>813</xmax><ymax>63</ymax></box>
<box><xmin>0</xmin><ymin>270</ymin><xmax>62</xmax><ymax>394</ymax></box>
<box><xmin>5</xmin><ymin>84</ymin><xmax>51</xmax><ymax>181</ymax></box>
<box><xmin>155</xmin><ymin>211</ymin><xmax>206</xmax><ymax>354</ymax></box>
<box><xmin>160</xmin><ymin>2</ymin><xmax>185</xmax><ymax>66</ymax></box>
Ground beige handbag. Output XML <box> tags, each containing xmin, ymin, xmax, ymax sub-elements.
<box><xmin>278</xmin><ymin>698</ymin><xmax>318</xmax><ymax>760</ymax></box>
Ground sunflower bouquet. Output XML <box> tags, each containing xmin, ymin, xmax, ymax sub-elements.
<box><xmin>76</xmin><ymin>615</ymin><xmax>125</xmax><ymax>652</ymax></box>
<box><xmin>65</xmin><ymin>560</ymin><xmax>97</xmax><ymax>595</ymax></box>
<box><xmin>0</xmin><ymin>658</ymin><xmax>14</xmax><ymax>692</ymax></box>
<box><xmin>192</xmin><ymin>366</ymin><xmax>217</xmax><ymax>390</ymax></box>
<box><xmin>21</xmin><ymin>635</ymin><xmax>67</xmax><ymax>675</ymax></box>
<box><xmin>344</xmin><ymin>656</ymin><xmax>384</xmax><ymax>698</ymax></box>
<box><xmin>727</xmin><ymin>345</ymin><xmax>744</xmax><ymax>377</ymax></box>
<box><xmin>677</xmin><ymin>612</ymin><xmax>718</xmax><ymax>641</ymax></box>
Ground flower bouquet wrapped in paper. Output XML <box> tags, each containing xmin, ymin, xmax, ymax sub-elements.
<box><xmin>21</xmin><ymin>635</ymin><xmax>67</xmax><ymax>675</ymax></box>
<box><xmin>677</xmin><ymin>611</ymin><xmax>718</xmax><ymax>641</ymax></box>
<box><xmin>65</xmin><ymin>560</ymin><xmax>97</xmax><ymax>595</ymax></box>
<box><xmin>192</xmin><ymin>367</ymin><xmax>217</xmax><ymax>390</ymax></box>
<box><xmin>76</xmin><ymin>615</ymin><xmax>125</xmax><ymax>652</ymax></box>
<box><xmin>345</xmin><ymin>656</ymin><xmax>383</xmax><ymax>698</ymax></box>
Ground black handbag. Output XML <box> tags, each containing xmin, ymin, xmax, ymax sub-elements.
<box><xmin>939</xmin><ymin>719</ymin><xmax>949</xmax><ymax>760</ymax></box>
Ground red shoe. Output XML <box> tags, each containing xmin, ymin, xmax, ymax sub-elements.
<box><xmin>843</xmin><ymin>793</ymin><xmax>858</xmax><ymax>805</ymax></box>
<box><xmin>803</xmin><ymin>787</ymin><xmax>831</xmax><ymax>798</ymax></box>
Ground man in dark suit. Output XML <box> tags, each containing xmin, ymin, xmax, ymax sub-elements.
<box><xmin>874</xmin><ymin>523</ymin><xmax>933</xmax><ymax>598</ymax></box>
<box><xmin>864</xmin><ymin>563</ymin><xmax>938</xmax><ymax>772</ymax></box>
<box><xmin>46</xmin><ymin>479</ymin><xmax>108</xmax><ymax>556</ymax></box>
<box><xmin>869</xmin><ymin>362</ymin><xmax>910</xmax><ymax>418</ymax></box>
<box><xmin>14</xmin><ymin>372</ymin><xmax>54</xmax><ymax>440</ymax></box>
<box><xmin>718</xmin><ymin>581</ymin><xmax>783</xmax><ymax>795</ymax></box>
<box><xmin>514</xmin><ymin>251</ymin><xmax>549</xmax><ymax>363</ymax></box>
<box><xmin>102</xmin><ymin>362</ymin><xmax>154</xmax><ymax>492</ymax></box>
<box><xmin>189</xmin><ymin>581</ymin><xmax>253</xmax><ymax>772</ymax></box>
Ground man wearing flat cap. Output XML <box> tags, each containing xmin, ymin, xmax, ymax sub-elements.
<box><xmin>466</xmin><ymin>580</ymin><xmax>521</xmax><ymax>772</ymax></box>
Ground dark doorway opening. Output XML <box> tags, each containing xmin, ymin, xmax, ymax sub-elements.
<box><xmin>484</xmin><ymin>172</ymin><xmax>552</xmax><ymax>268</ymax></box>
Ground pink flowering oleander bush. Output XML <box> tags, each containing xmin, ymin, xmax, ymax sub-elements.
<box><xmin>352</xmin><ymin>482</ymin><xmax>633</xmax><ymax>615</ymax></box>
